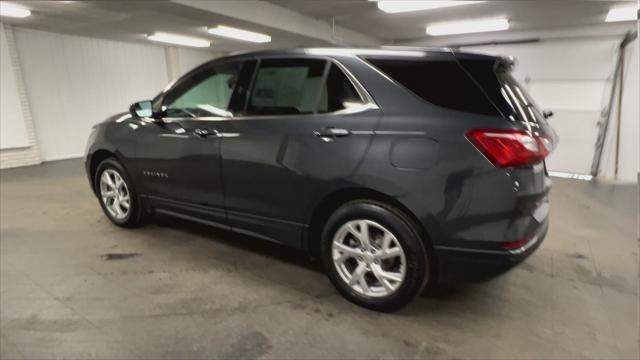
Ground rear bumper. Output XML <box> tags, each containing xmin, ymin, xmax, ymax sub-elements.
<box><xmin>434</xmin><ymin>218</ymin><xmax>548</xmax><ymax>283</ymax></box>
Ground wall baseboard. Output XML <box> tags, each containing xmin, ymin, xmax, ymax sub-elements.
<box><xmin>42</xmin><ymin>153</ymin><xmax>84</xmax><ymax>162</ymax></box>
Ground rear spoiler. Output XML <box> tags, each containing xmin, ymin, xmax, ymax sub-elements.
<box><xmin>495</xmin><ymin>56</ymin><xmax>517</xmax><ymax>72</ymax></box>
<box><xmin>450</xmin><ymin>48</ymin><xmax>517</xmax><ymax>72</ymax></box>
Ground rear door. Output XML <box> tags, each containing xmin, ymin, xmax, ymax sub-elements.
<box><xmin>220</xmin><ymin>57</ymin><xmax>380</xmax><ymax>246</ymax></box>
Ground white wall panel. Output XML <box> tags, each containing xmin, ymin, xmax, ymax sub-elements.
<box><xmin>13</xmin><ymin>28</ymin><xmax>168</xmax><ymax>161</ymax></box>
<box><xmin>529</xmin><ymin>81</ymin><xmax>606</xmax><ymax>111</ymax></box>
<box><xmin>0</xmin><ymin>23</ymin><xmax>41</xmax><ymax>169</ymax></box>
<box><xmin>177</xmin><ymin>48</ymin><xmax>218</xmax><ymax>76</ymax></box>
<box><xmin>0</xmin><ymin>24</ymin><xmax>29</xmax><ymax>149</ymax></box>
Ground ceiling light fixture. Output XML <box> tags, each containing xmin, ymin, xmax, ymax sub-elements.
<box><xmin>0</xmin><ymin>2</ymin><xmax>31</xmax><ymax>18</ymax></box>
<box><xmin>207</xmin><ymin>25</ymin><xmax>271</xmax><ymax>43</ymax></box>
<box><xmin>605</xmin><ymin>6</ymin><xmax>638</xmax><ymax>22</ymax></box>
<box><xmin>372</xmin><ymin>0</ymin><xmax>485</xmax><ymax>14</ymax></box>
<box><xmin>147</xmin><ymin>33</ymin><xmax>210</xmax><ymax>48</ymax></box>
<box><xmin>426</xmin><ymin>18</ymin><xmax>509</xmax><ymax>36</ymax></box>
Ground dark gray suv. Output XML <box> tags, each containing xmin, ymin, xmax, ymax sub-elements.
<box><xmin>85</xmin><ymin>48</ymin><xmax>557</xmax><ymax>311</ymax></box>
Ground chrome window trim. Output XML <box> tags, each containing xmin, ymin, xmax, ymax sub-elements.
<box><xmin>159</xmin><ymin>55</ymin><xmax>380</xmax><ymax>122</ymax></box>
<box><xmin>162</xmin><ymin>103</ymin><xmax>380</xmax><ymax>123</ymax></box>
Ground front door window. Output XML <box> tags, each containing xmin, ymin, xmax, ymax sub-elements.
<box><xmin>163</xmin><ymin>63</ymin><xmax>242</xmax><ymax>118</ymax></box>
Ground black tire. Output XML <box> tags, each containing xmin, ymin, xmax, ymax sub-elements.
<box><xmin>94</xmin><ymin>158</ymin><xmax>145</xmax><ymax>227</ymax></box>
<box><xmin>321</xmin><ymin>200</ymin><xmax>430</xmax><ymax>312</ymax></box>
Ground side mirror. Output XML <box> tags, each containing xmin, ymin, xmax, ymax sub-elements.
<box><xmin>129</xmin><ymin>100</ymin><xmax>153</xmax><ymax>118</ymax></box>
<box><xmin>543</xmin><ymin>110</ymin><xmax>554</xmax><ymax>119</ymax></box>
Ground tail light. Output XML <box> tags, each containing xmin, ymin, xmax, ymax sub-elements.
<box><xmin>466</xmin><ymin>128</ymin><xmax>551</xmax><ymax>168</ymax></box>
<box><xmin>502</xmin><ymin>239</ymin><xmax>529</xmax><ymax>250</ymax></box>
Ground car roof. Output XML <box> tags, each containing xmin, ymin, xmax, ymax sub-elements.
<box><xmin>218</xmin><ymin>47</ymin><xmax>504</xmax><ymax>62</ymax></box>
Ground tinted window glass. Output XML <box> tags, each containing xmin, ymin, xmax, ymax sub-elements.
<box><xmin>229</xmin><ymin>60</ymin><xmax>257</xmax><ymax>114</ymax></box>
<box><xmin>317</xmin><ymin>64</ymin><xmax>366</xmax><ymax>113</ymax></box>
<box><xmin>458</xmin><ymin>59</ymin><xmax>545</xmax><ymax>125</ymax></box>
<box><xmin>364</xmin><ymin>58</ymin><xmax>498</xmax><ymax>116</ymax></box>
<box><xmin>163</xmin><ymin>62</ymin><xmax>241</xmax><ymax>118</ymax></box>
<box><xmin>247</xmin><ymin>59</ymin><xmax>326</xmax><ymax>115</ymax></box>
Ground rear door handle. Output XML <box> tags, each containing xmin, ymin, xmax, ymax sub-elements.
<box><xmin>314</xmin><ymin>127</ymin><xmax>351</xmax><ymax>141</ymax></box>
<box><xmin>194</xmin><ymin>128</ymin><xmax>220</xmax><ymax>138</ymax></box>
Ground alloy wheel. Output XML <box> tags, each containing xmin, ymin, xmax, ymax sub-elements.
<box><xmin>332</xmin><ymin>219</ymin><xmax>406</xmax><ymax>297</ymax></box>
<box><xmin>99</xmin><ymin>169</ymin><xmax>130</xmax><ymax>220</ymax></box>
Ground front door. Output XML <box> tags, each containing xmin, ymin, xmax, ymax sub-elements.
<box><xmin>135</xmin><ymin>60</ymin><xmax>247</xmax><ymax>227</ymax></box>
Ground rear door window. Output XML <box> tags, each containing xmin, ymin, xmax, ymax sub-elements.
<box><xmin>247</xmin><ymin>58</ymin><xmax>326</xmax><ymax>115</ymax></box>
<box><xmin>364</xmin><ymin>57</ymin><xmax>499</xmax><ymax>116</ymax></box>
<box><xmin>245</xmin><ymin>59</ymin><xmax>367</xmax><ymax>116</ymax></box>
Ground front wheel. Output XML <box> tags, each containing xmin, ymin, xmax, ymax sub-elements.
<box><xmin>321</xmin><ymin>200</ymin><xmax>430</xmax><ymax>312</ymax></box>
<box><xmin>94</xmin><ymin>158</ymin><xmax>145</xmax><ymax>227</ymax></box>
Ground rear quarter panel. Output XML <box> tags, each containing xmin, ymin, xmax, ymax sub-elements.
<box><xmin>340</xmin><ymin>55</ymin><xmax>549</xmax><ymax>247</ymax></box>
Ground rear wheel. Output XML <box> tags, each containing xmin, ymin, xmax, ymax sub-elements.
<box><xmin>94</xmin><ymin>158</ymin><xmax>145</xmax><ymax>227</ymax></box>
<box><xmin>321</xmin><ymin>200</ymin><xmax>429</xmax><ymax>311</ymax></box>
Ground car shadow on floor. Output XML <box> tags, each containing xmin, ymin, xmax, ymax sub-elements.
<box><xmin>147</xmin><ymin>214</ymin><xmax>484</xmax><ymax>303</ymax></box>
<box><xmin>150</xmin><ymin>213</ymin><xmax>317</xmax><ymax>270</ymax></box>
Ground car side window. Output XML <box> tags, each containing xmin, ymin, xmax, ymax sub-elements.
<box><xmin>319</xmin><ymin>64</ymin><xmax>366</xmax><ymax>113</ymax></box>
<box><xmin>246</xmin><ymin>59</ymin><xmax>326</xmax><ymax>115</ymax></box>
<box><xmin>245</xmin><ymin>59</ymin><xmax>367</xmax><ymax>116</ymax></box>
<box><xmin>163</xmin><ymin>62</ymin><xmax>242</xmax><ymax>118</ymax></box>
<box><xmin>364</xmin><ymin>57</ymin><xmax>498</xmax><ymax>116</ymax></box>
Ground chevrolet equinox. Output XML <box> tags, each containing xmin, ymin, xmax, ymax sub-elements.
<box><xmin>85</xmin><ymin>48</ymin><xmax>557</xmax><ymax>311</ymax></box>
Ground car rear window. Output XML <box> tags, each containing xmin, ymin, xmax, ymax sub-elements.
<box><xmin>363</xmin><ymin>57</ymin><xmax>499</xmax><ymax>116</ymax></box>
<box><xmin>457</xmin><ymin>59</ymin><xmax>546</xmax><ymax>125</ymax></box>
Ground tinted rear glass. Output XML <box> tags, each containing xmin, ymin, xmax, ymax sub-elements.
<box><xmin>364</xmin><ymin>57</ymin><xmax>499</xmax><ymax>116</ymax></box>
<box><xmin>458</xmin><ymin>59</ymin><xmax>546</xmax><ymax>125</ymax></box>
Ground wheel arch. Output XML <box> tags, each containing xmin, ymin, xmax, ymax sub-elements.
<box><xmin>304</xmin><ymin>187</ymin><xmax>434</xmax><ymax>262</ymax></box>
<box><xmin>88</xmin><ymin>149</ymin><xmax>120</xmax><ymax>194</ymax></box>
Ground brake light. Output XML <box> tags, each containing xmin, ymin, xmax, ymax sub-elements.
<box><xmin>466</xmin><ymin>128</ymin><xmax>550</xmax><ymax>167</ymax></box>
<box><xmin>502</xmin><ymin>239</ymin><xmax>529</xmax><ymax>250</ymax></box>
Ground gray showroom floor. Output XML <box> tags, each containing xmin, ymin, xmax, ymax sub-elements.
<box><xmin>0</xmin><ymin>159</ymin><xmax>637</xmax><ymax>359</ymax></box>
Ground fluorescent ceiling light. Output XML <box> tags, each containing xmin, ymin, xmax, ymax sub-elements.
<box><xmin>605</xmin><ymin>6</ymin><xmax>638</xmax><ymax>22</ymax></box>
<box><xmin>207</xmin><ymin>25</ymin><xmax>271</xmax><ymax>43</ymax></box>
<box><xmin>147</xmin><ymin>33</ymin><xmax>210</xmax><ymax>48</ymax></box>
<box><xmin>372</xmin><ymin>0</ymin><xmax>485</xmax><ymax>14</ymax></box>
<box><xmin>427</xmin><ymin>18</ymin><xmax>509</xmax><ymax>36</ymax></box>
<box><xmin>0</xmin><ymin>3</ymin><xmax>31</xmax><ymax>18</ymax></box>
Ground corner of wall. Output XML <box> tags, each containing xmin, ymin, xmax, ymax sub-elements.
<box><xmin>0</xmin><ymin>23</ymin><xmax>41</xmax><ymax>170</ymax></box>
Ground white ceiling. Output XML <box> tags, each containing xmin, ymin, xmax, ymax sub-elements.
<box><xmin>1</xmin><ymin>0</ymin><xmax>636</xmax><ymax>51</ymax></box>
<box><xmin>0</xmin><ymin>0</ymin><xmax>329</xmax><ymax>53</ymax></box>
<box><xmin>268</xmin><ymin>0</ymin><xmax>637</xmax><ymax>42</ymax></box>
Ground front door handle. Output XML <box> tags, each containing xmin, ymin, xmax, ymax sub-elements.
<box><xmin>313</xmin><ymin>127</ymin><xmax>351</xmax><ymax>141</ymax></box>
<box><xmin>194</xmin><ymin>128</ymin><xmax>219</xmax><ymax>138</ymax></box>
